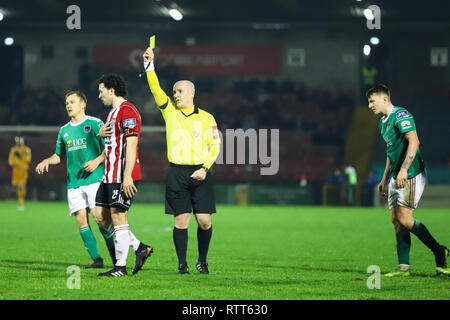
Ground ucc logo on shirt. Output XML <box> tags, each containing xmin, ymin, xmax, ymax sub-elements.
<box><xmin>67</xmin><ymin>138</ymin><xmax>87</xmax><ymax>151</ymax></box>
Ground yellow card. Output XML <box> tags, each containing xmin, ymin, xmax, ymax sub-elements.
<box><xmin>150</xmin><ymin>35</ymin><xmax>155</xmax><ymax>49</ymax></box>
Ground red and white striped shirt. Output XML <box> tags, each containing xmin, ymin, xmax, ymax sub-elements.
<box><xmin>103</xmin><ymin>100</ymin><xmax>142</xmax><ymax>183</ymax></box>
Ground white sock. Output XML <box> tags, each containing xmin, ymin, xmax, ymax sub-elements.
<box><xmin>399</xmin><ymin>264</ymin><xmax>410</xmax><ymax>271</ymax></box>
<box><xmin>129</xmin><ymin>231</ymin><xmax>141</xmax><ymax>251</ymax></box>
<box><xmin>114</xmin><ymin>224</ymin><xmax>131</xmax><ymax>267</ymax></box>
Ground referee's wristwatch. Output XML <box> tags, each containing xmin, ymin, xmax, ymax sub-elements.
<box><xmin>202</xmin><ymin>166</ymin><xmax>209</xmax><ymax>173</ymax></box>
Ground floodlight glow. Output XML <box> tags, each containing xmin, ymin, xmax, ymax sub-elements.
<box><xmin>169</xmin><ymin>9</ymin><xmax>183</xmax><ymax>21</ymax></box>
<box><xmin>0</xmin><ymin>12</ymin><xmax>4</xmax><ymax>21</ymax></box>
<box><xmin>4</xmin><ymin>37</ymin><xmax>14</xmax><ymax>46</ymax></box>
<box><xmin>364</xmin><ymin>9</ymin><xmax>374</xmax><ymax>20</ymax></box>
<box><xmin>363</xmin><ymin>44</ymin><xmax>371</xmax><ymax>56</ymax></box>
<box><xmin>370</xmin><ymin>37</ymin><xmax>380</xmax><ymax>45</ymax></box>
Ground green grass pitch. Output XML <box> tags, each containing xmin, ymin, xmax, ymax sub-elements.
<box><xmin>0</xmin><ymin>201</ymin><xmax>449</xmax><ymax>300</ymax></box>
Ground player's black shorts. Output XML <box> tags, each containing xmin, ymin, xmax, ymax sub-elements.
<box><xmin>95</xmin><ymin>181</ymin><xmax>138</xmax><ymax>211</ymax></box>
<box><xmin>165</xmin><ymin>163</ymin><xmax>216</xmax><ymax>215</ymax></box>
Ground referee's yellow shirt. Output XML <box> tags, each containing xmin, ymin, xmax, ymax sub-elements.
<box><xmin>146</xmin><ymin>70</ymin><xmax>221</xmax><ymax>167</ymax></box>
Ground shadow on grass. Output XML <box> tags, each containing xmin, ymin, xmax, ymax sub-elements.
<box><xmin>0</xmin><ymin>259</ymin><xmax>93</xmax><ymax>272</ymax></box>
<box><xmin>0</xmin><ymin>259</ymin><xmax>438</xmax><ymax>279</ymax></box>
<box><xmin>257</xmin><ymin>264</ymin><xmax>436</xmax><ymax>278</ymax></box>
<box><xmin>258</xmin><ymin>264</ymin><xmax>361</xmax><ymax>273</ymax></box>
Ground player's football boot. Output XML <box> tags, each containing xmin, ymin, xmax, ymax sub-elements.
<box><xmin>97</xmin><ymin>266</ymin><xmax>127</xmax><ymax>277</ymax></box>
<box><xmin>86</xmin><ymin>258</ymin><xmax>104</xmax><ymax>269</ymax></box>
<box><xmin>132</xmin><ymin>243</ymin><xmax>154</xmax><ymax>275</ymax></box>
<box><xmin>436</xmin><ymin>267</ymin><xmax>450</xmax><ymax>276</ymax></box>
<box><xmin>195</xmin><ymin>261</ymin><xmax>210</xmax><ymax>274</ymax></box>
<box><xmin>383</xmin><ymin>269</ymin><xmax>411</xmax><ymax>277</ymax></box>
<box><xmin>435</xmin><ymin>245</ymin><xmax>449</xmax><ymax>275</ymax></box>
<box><xmin>178</xmin><ymin>263</ymin><xmax>190</xmax><ymax>275</ymax></box>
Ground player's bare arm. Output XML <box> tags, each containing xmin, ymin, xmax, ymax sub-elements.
<box><xmin>122</xmin><ymin>136</ymin><xmax>138</xmax><ymax>198</ymax></box>
<box><xmin>35</xmin><ymin>153</ymin><xmax>61</xmax><ymax>174</ymax></box>
<box><xmin>378</xmin><ymin>157</ymin><xmax>391</xmax><ymax>195</ymax></box>
<box><xmin>397</xmin><ymin>130</ymin><xmax>420</xmax><ymax>188</ymax></box>
<box><xmin>84</xmin><ymin>150</ymin><xmax>106</xmax><ymax>173</ymax></box>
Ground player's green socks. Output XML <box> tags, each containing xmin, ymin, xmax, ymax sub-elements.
<box><xmin>396</xmin><ymin>227</ymin><xmax>411</xmax><ymax>265</ymax></box>
<box><xmin>410</xmin><ymin>220</ymin><xmax>440</xmax><ymax>254</ymax></box>
<box><xmin>79</xmin><ymin>226</ymin><xmax>101</xmax><ymax>260</ymax></box>
<box><xmin>98</xmin><ymin>225</ymin><xmax>115</xmax><ymax>252</ymax></box>
<box><xmin>173</xmin><ymin>227</ymin><xmax>188</xmax><ymax>266</ymax></box>
<box><xmin>197</xmin><ymin>226</ymin><xmax>212</xmax><ymax>263</ymax></box>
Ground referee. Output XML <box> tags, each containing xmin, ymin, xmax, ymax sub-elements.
<box><xmin>143</xmin><ymin>46</ymin><xmax>221</xmax><ymax>275</ymax></box>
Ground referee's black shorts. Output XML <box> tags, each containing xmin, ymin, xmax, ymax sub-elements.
<box><xmin>165</xmin><ymin>163</ymin><xmax>216</xmax><ymax>215</ymax></box>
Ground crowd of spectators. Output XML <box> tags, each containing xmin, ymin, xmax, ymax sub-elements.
<box><xmin>2</xmin><ymin>65</ymin><xmax>355</xmax><ymax>149</ymax></box>
<box><xmin>2</xmin><ymin>66</ymin><xmax>357</xmax><ymax>183</ymax></box>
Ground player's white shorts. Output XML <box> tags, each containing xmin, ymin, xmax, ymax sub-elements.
<box><xmin>67</xmin><ymin>182</ymin><xmax>101</xmax><ymax>216</ymax></box>
<box><xmin>388</xmin><ymin>172</ymin><xmax>426</xmax><ymax>210</ymax></box>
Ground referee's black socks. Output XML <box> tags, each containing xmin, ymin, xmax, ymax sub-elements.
<box><xmin>197</xmin><ymin>225</ymin><xmax>212</xmax><ymax>263</ymax></box>
<box><xmin>173</xmin><ymin>227</ymin><xmax>188</xmax><ymax>266</ymax></box>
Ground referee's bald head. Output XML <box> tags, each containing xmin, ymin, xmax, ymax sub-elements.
<box><xmin>173</xmin><ymin>80</ymin><xmax>195</xmax><ymax>108</ymax></box>
<box><xmin>174</xmin><ymin>80</ymin><xmax>195</xmax><ymax>95</ymax></box>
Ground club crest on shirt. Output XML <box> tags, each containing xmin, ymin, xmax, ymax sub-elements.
<box><xmin>84</xmin><ymin>125</ymin><xmax>91</xmax><ymax>133</ymax></box>
<box><xmin>123</xmin><ymin>118</ymin><xmax>136</xmax><ymax>129</ymax></box>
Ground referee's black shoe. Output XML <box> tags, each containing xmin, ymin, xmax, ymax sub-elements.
<box><xmin>86</xmin><ymin>258</ymin><xmax>104</xmax><ymax>269</ymax></box>
<box><xmin>196</xmin><ymin>261</ymin><xmax>210</xmax><ymax>274</ymax></box>
<box><xmin>132</xmin><ymin>243</ymin><xmax>154</xmax><ymax>275</ymax></box>
<box><xmin>178</xmin><ymin>263</ymin><xmax>190</xmax><ymax>275</ymax></box>
<box><xmin>98</xmin><ymin>266</ymin><xmax>127</xmax><ymax>277</ymax></box>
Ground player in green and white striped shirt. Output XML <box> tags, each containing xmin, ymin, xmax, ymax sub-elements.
<box><xmin>367</xmin><ymin>84</ymin><xmax>449</xmax><ymax>277</ymax></box>
<box><xmin>36</xmin><ymin>91</ymin><xmax>116</xmax><ymax>268</ymax></box>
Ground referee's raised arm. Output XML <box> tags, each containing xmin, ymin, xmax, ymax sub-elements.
<box><xmin>143</xmin><ymin>47</ymin><xmax>169</xmax><ymax>108</ymax></box>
